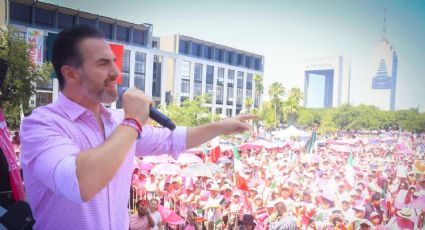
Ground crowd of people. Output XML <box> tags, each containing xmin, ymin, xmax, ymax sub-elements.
<box><xmin>129</xmin><ymin>131</ymin><xmax>425</xmax><ymax>230</ymax></box>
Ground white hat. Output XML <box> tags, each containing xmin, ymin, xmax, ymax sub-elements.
<box><xmin>397</xmin><ymin>208</ymin><xmax>412</xmax><ymax>219</ymax></box>
<box><xmin>233</xmin><ymin>191</ymin><xmax>241</xmax><ymax>197</ymax></box>
<box><xmin>209</xmin><ymin>183</ymin><xmax>221</xmax><ymax>191</ymax></box>
<box><xmin>353</xmin><ymin>204</ymin><xmax>365</xmax><ymax>213</ymax></box>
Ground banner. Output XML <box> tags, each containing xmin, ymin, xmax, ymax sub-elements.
<box><xmin>0</xmin><ymin>109</ymin><xmax>26</xmax><ymax>202</ymax></box>
<box><xmin>109</xmin><ymin>43</ymin><xmax>123</xmax><ymax>85</ymax></box>
<box><xmin>26</xmin><ymin>28</ymin><xmax>44</xmax><ymax>65</ymax></box>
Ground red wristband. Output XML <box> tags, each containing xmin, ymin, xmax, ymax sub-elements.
<box><xmin>123</xmin><ymin>118</ymin><xmax>142</xmax><ymax>132</ymax></box>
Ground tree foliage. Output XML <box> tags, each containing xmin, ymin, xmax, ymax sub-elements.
<box><xmin>0</xmin><ymin>29</ymin><xmax>53</xmax><ymax>130</ymax></box>
<box><xmin>296</xmin><ymin>105</ymin><xmax>425</xmax><ymax>133</ymax></box>
<box><xmin>268</xmin><ymin>82</ymin><xmax>285</xmax><ymax>126</ymax></box>
<box><xmin>282</xmin><ymin>87</ymin><xmax>303</xmax><ymax>126</ymax></box>
<box><xmin>162</xmin><ymin>94</ymin><xmax>212</xmax><ymax>126</ymax></box>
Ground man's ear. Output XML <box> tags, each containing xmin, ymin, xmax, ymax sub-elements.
<box><xmin>61</xmin><ymin>65</ymin><xmax>78</xmax><ymax>84</ymax></box>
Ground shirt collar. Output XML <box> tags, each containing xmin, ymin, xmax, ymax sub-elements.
<box><xmin>56</xmin><ymin>93</ymin><xmax>113</xmax><ymax>122</ymax></box>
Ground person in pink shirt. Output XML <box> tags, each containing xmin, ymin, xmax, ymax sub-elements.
<box><xmin>19</xmin><ymin>25</ymin><xmax>257</xmax><ymax>229</ymax></box>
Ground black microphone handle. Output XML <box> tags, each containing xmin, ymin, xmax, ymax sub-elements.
<box><xmin>117</xmin><ymin>87</ymin><xmax>176</xmax><ymax>130</ymax></box>
<box><xmin>149</xmin><ymin>106</ymin><xmax>176</xmax><ymax>130</ymax></box>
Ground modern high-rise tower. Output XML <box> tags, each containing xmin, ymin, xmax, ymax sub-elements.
<box><xmin>371</xmin><ymin>8</ymin><xmax>398</xmax><ymax>111</ymax></box>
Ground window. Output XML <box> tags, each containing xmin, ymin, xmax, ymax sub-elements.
<box><xmin>134</xmin><ymin>75</ymin><xmax>145</xmax><ymax>91</ymax></box>
<box><xmin>237</xmin><ymin>53</ymin><xmax>244</xmax><ymax>66</ymax></box>
<box><xmin>36</xmin><ymin>92</ymin><xmax>52</xmax><ymax>107</ymax></box>
<box><xmin>254</xmin><ymin>58</ymin><xmax>262</xmax><ymax>71</ymax></box>
<box><xmin>58</xmin><ymin>13</ymin><xmax>75</xmax><ymax>29</ymax></box>
<box><xmin>194</xmin><ymin>82</ymin><xmax>202</xmax><ymax>96</ymax></box>
<box><xmin>227</xmin><ymin>87</ymin><xmax>234</xmax><ymax>104</ymax></box>
<box><xmin>10</xmin><ymin>2</ymin><xmax>31</xmax><ymax>24</ymax></box>
<box><xmin>133</xmin><ymin>29</ymin><xmax>146</xmax><ymax>46</ymax></box>
<box><xmin>123</xmin><ymin>50</ymin><xmax>131</xmax><ymax>73</ymax></box>
<box><xmin>11</xmin><ymin>31</ymin><xmax>26</xmax><ymax>41</ymax></box>
<box><xmin>36</xmin><ymin>78</ymin><xmax>53</xmax><ymax>90</ymax></box>
<box><xmin>226</xmin><ymin>109</ymin><xmax>232</xmax><ymax>117</ymax></box>
<box><xmin>245</xmin><ymin>56</ymin><xmax>252</xmax><ymax>68</ymax></box>
<box><xmin>236</xmin><ymin>88</ymin><xmax>243</xmax><ymax>105</ymax></box>
<box><xmin>225</xmin><ymin>51</ymin><xmax>234</xmax><ymax>65</ymax></box>
<box><xmin>35</xmin><ymin>8</ymin><xmax>53</xmax><ymax>27</ymax></box>
<box><xmin>79</xmin><ymin>17</ymin><xmax>95</xmax><ymax>26</ymax></box>
<box><xmin>206</xmin><ymin>65</ymin><xmax>214</xmax><ymax>84</ymax></box>
<box><xmin>246</xmin><ymin>89</ymin><xmax>252</xmax><ymax>98</ymax></box>
<box><xmin>214</xmin><ymin>48</ymin><xmax>223</xmax><ymax>62</ymax></box>
<box><xmin>203</xmin><ymin>46</ymin><xmax>212</xmax><ymax>59</ymax></box>
<box><xmin>227</xmin><ymin>70</ymin><xmax>234</xmax><ymax>86</ymax></box>
<box><xmin>216</xmin><ymin>85</ymin><xmax>223</xmax><ymax>104</ymax></box>
<box><xmin>116</xmin><ymin>25</ymin><xmax>129</xmax><ymax>43</ymax></box>
<box><xmin>191</xmin><ymin>43</ymin><xmax>202</xmax><ymax>57</ymax></box>
<box><xmin>181</xmin><ymin>79</ymin><xmax>190</xmax><ymax>93</ymax></box>
<box><xmin>205</xmin><ymin>84</ymin><xmax>213</xmax><ymax>100</ymax></box>
<box><xmin>181</xmin><ymin>61</ymin><xmax>191</xmax><ymax>79</ymax></box>
<box><xmin>121</xmin><ymin>73</ymin><xmax>130</xmax><ymax>87</ymax></box>
<box><xmin>179</xmin><ymin>40</ymin><xmax>189</xmax><ymax>54</ymax></box>
<box><xmin>246</xmin><ymin>73</ymin><xmax>253</xmax><ymax>90</ymax></box>
<box><xmin>194</xmin><ymin>63</ymin><xmax>203</xmax><ymax>82</ymax></box>
<box><xmin>152</xmin><ymin>55</ymin><xmax>162</xmax><ymax>97</ymax></box>
<box><xmin>237</xmin><ymin>71</ymin><xmax>244</xmax><ymax>88</ymax></box>
<box><xmin>217</xmin><ymin>67</ymin><xmax>224</xmax><ymax>85</ymax></box>
<box><xmin>134</xmin><ymin>52</ymin><xmax>146</xmax><ymax>91</ymax></box>
<box><xmin>135</xmin><ymin>52</ymin><xmax>146</xmax><ymax>75</ymax></box>
<box><xmin>99</xmin><ymin>22</ymin><xmax>112</xmax><ymax>39</ymax></box>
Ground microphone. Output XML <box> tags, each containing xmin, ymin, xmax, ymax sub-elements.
<box><xmin>118</xmin><ymin>87</ymin><xmax>176</xmax><ymax>130</ymax></box>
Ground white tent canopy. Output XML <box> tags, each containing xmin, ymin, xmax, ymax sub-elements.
<box><xmin>273</xmin><ymin>125</ymin><xmax>309</xmax><ymax>140</ymax></box>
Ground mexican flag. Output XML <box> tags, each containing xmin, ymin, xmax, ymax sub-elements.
<box><xmin>233</xmin><ymin>146</ymin><xmax>249</xmax><ymax>191</ymax></box>
<box><xmin>208</xmin><ymin>137</ymin><xmax>221</xmax><ymax>163</ymax></box>
<box><xmin>304</xmin><ymin>130</ymin><xmax>317</xmax><ymax>154</ymax></box>
<box><xmin>345</xmin><ymin>151</ymin><xmax>355</xmax><ymax>187</ymax></box>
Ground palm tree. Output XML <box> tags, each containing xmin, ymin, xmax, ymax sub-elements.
<box><xmin>288</xmin><ymin>87</ymin><xmax>303</xmax><ymax>103</ymax></box>
<box><xmin>268</xmin><ymin>82</ymin><xmax>285</xmax><ymax>127</ymax></box>
<box><xmin>254</xmin><ymin>75</ymin><xmax>264</xmax><ymax>107</ymax></box>
<box><xmin>244</xmin><ymin>97</ymin><xmax>253</xmax><ymax>113</ymax></box>
<box><xmin>283</xmin><ymin>87</ymin><xmax>303</xmax><ymax>125</ymax></box>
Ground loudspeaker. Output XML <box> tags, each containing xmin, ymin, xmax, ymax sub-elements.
<box><xmin>0</xmin><ymin>148</ymin><xmax>13</xmax><ymax>208</ymax></box>
<box><xmin>0</xmin><ymin>201</ymin><xmax>35</xmax><ymax>230</ymax></box>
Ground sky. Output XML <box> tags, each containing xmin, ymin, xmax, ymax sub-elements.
<box><xmin>43</xmin><ymin>0</ymin><xmax>425</xmax><ymax>111</ymax></box>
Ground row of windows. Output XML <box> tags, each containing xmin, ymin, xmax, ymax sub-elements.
<box><xmin>179</xmin><ymin>39</ymin><xmax>263</xmax><ymax>71</ymax></box>
<box><xmin>183</xmin><ymin>63</ymin><xmax>258</xmax><ymax>90</ymax></box>
<box><xmin>10</xmin><ymin>2</ymin><xmax>147</xmax><ymax>46</ymax></box>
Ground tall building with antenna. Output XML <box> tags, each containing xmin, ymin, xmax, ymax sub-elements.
<box><xmin>371</xmin><ymin>8</ymin><xmax>398</xmax><ymax>111</ymax></box>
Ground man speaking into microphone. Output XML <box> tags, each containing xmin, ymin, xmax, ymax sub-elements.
<box><xmin>19</xmin><ymin>25</ymin><xmax>257</xmax><ymax>230</ymax></box>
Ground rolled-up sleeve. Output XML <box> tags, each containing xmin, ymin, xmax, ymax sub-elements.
<box><xmin>20</xmin><ymin>116</ymin><xmax>82</xmax><ymax>203</ymax></box>
<box><xmin>135</xmin><ymin>126</ymin><xmax>187</xmax><ymax>159</ymax></box>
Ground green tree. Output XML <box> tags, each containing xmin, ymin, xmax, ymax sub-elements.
<box><xmin>259</xmin><ymin>101</ymin><xmax>276</xmax><ymax>130</ymax></box>
<box><xmin>0</xmin><ymin>29</ymin><xmax>53</xmax><ymax>130</ymax></box>
<box><xmin>268</xmin><ymin>82</ymin><xmax>285</xmax><ymax>127</ymax></box>
<box><xmin>163</xmin><ymin>94</ymin><xmax>211</xmax><ymax>126</ymax></box>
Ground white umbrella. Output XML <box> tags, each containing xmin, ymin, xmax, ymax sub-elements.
<box><xmin>181</xmin><ymin>162</ymin><xmax>222</xmax><ymax>178</ymax></box>
<box><xmin>176</xmin><ymin>153</ymin><xmax>203</xmax><ymax>165</ymax></box>
<box><xmin>151</xmin><ymin>163</ymin><xmax>181</xmax><ymax>175</ymax></box>
<box><xmin>142</xmin><ymin>154</ymin><xmax>169</xmax><ymax>164</ymax></box>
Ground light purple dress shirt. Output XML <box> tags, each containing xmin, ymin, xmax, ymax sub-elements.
<box><xmin>19</xmin><ymin>93</ymin><xmax>187</xmax><ymax>229</ymax></box>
